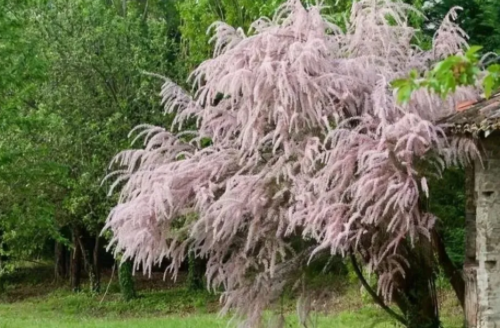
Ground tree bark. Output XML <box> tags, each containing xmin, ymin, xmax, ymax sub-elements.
<box><xmin>187</xmin><ymin>251</ymin><xmax>205</xmax><ymax>291</ymax></box>
<box><xmin>54</xmin><ymin>241</ymin><xmax>67</xmax><ymax>281</ymax></box>
<box><xmin>78</xmin><ymin>234</ymin><xmax>100</xmax><ymax>294</ymax></box>
<box><xmin>432</xmin><ymin>229</ymin><xmax>465</xmax><ymax>309</ymax></box>
<box><xmin>406</xmin><ymin>239</ymin><xmax>440</xmax><ymax>328</ymax></box>
<box><xmin>119</xmin><ymin>260</ymin><xmax>136</xmax><ymax>301</ymax></box>
<box><xmin>390</xmin><ymin>239</ymin><xmax>440</xmax><ymax>328</ymax></box>
<box><xmin>93</xmin><ymin>236</ymin><xmax>101</xmax><ymax>293</ymax></box>
<box><xmin>70</xmin><ymin>226</ymin><xmax>82</xmax><ymax>292</ymax></box>
<box><xmin>349</xmin><ymin>253</ymin><xmax>407</xmax><ymax>326</ymax></box>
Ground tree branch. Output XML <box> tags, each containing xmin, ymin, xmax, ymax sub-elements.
<box><xmin>100</xmin><ymin>262</ymin><xmax>115</xmax><ymax>305</ymax></box>
<box><xmin>431</xmin><ymin>228</ymin><xmax>465</xmax><ymax>310</ymax></box>
<box><xmin>349</xmin><ymin>253</ymin><xmax>408</xmax><ymax>326</ymax></box>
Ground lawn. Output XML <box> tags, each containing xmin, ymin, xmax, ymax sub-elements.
<box><xmin>0</xmin><ymin>290</ymin><xmax>399</xmax><ymax>328</ymax></box>
<box><xmin>0</xmin><ymin>264</ymin><xmax>463</xmax><ymax>328</ymax></box>
<box><xmin>0</xmin><ymin>286</ymin><xmax>463</xmax><ymax>328</ymax></box>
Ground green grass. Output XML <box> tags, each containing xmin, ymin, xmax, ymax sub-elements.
<box><xmin>0</xmin><ymin>286</ymin><xmax>464</xmax><ymax>328</ymax></box>
<box><xmin>0</xmin><ymin>280</ymin><xmax>397</xmax><ymax>328</ymax></box>
<box><xmin>0</xmin><ymin>291</ymin><xmax>398</xmax><ymax>328</ymax></box>
<box><xmin>0</xmin><ymin>264</ymin><xmax>464</xmax><ymax>328</ymax></box>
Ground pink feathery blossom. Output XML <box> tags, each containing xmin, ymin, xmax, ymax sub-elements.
<box><xmin>104</xmin><ymin>0</ymin><xmax>479</xmax><ymax>325</ymax></box>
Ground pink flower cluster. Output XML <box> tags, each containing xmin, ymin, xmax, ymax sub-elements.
<box><xmin>105</xmin><ymin>0</ymin><xmax>479</xmax><ymax>324</ymax></box>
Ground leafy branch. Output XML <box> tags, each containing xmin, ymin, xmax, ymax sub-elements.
<box><xmin>392</xmin><ymin>46</ymin><xmax>500</xmax><ymax>103</ymax></box>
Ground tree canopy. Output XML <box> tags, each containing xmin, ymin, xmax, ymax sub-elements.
<box><xmin>104</xmin><ymin>0</ymin><xmax>494</xmax><ymax>325</ymax></box>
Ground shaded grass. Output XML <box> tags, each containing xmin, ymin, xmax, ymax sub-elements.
<box><xmin>0</xmin><ymin>285</ymin><xmax>223</xmax><ymax>328</ymax></box>
<box><xmin>0</xmin><ymin>286</ymin><xmax>463</xmax><ymax>328</ymax></box>
<box><xmin>0</xmin><ymin>291</ymin><xmax>397</xmax><ymax>328</ymax></box>
<box><xmin>0</xmin><ymin>263</ymin><xmax>463</xmax><ymax>328</ymax></box>
<box><xmin>1</xmin><ymin>287</ymin><xmax>217</xmax><ymax>317</ymax></box>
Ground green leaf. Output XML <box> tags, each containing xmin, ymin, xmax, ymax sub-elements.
<box><xmin>391</xmin><ymin>78</ymin><xmax>410</xmax><ymax>89</ymax></box>
<box><xmin>433</xmin><ymin>59</ymin><xmax>455</xmax><ymax>75</ymax></box>
<box><xmin>409</xmin><ymin>69</ymin><xmax>419</xmax><ymax>79</ymax></box>
<box><xmin>483</xmin><ymin>73</ymin><xmax>498</xmax><ymax>98</ymax></box>
<box><xmin>488</xmin><ymin>64</ymin><xmax>500</xmax><ymax>74</ymax></box>
<box><xmin>397</xmin><ymin>85</ymin><xmax>414</xmax><ymax>104</ymax></box>
<box><xmin>465</xmin><ymin>45</ymin><xmax>483</xmax><ymax>60</ymax></box>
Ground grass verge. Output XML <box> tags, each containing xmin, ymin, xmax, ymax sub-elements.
<box><xmin>0</xmin><ymin>264</ymin><xmax>463</xmax><ymax>328</ymax></box>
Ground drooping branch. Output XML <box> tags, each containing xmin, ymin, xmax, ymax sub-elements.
<box><xmin>349</xmin><ymin>253</ymin><xmax>408</xmax><ymax>326</ymax></box>
<box><xmin>431</xmin><ymin>228</ymin><xmax>465</xmax><ymax>309</ymax></box>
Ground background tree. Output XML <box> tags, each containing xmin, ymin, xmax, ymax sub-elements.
<box><xmin>0</xmin><ymin>0</ymin><xmax>184</xmax><ymax>291</ymax></box>
<box><xmin>177</xmin><ymin>0</ymin><xmax>355</xmax><ymax>72</ymax></box>
<box><xmin>0</xmin><ymin>0</ymin><xmax>68</xmax><ymax>282</ymax></box>
<box><xmin>423</xmin><ymin>0</ymin><xmax>500</xmax><ymax>54</ymax></box>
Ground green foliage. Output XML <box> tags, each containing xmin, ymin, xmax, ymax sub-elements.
<box><xmin>391</xmin><ymin>46</ymin><xmax>498</xmax><ymax>103</ymax></box>
<box><xmin>38</xmin><ymin>0</ymin><xmax>180</xmax><ymax>234</ymax></box>
<box><xmin>176</xmin><ymin>0</ymin><xmax>281</xmax><ymax>72</ymax></box>
<box><xmin>483</xmin><ymin>64</ymin><xmax>500</xmax><ymax>98</ymax></box>
<box><xmin>423</xmin><ymin>0</ymin><xmax>500</xmax><ymax>54</ymax></box>
<box><xmin>0</xmin><ymin>1</ymin><xmax>68</xmax><ymax>268</ymax></box>
<box><xmin>429</xmin><ymin>168</ymin><xmax>466</xmax><ymax>266</ymax></box>
<box><xmin>0</xmin><ymin>0</ymin><xmax>183</xmax><ymax>278</ymax></box>
<box><xmin>118</xmin><ymin>261</ymin><xmax>136</xmax><ymax>301</ymax></box>
<box><xmin>177</xmin><ymin>0</ymin><xmax>355</xmax><ymax>73</ymax></box>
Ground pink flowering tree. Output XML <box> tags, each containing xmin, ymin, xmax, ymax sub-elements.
<box><xmin>105</xmin><ymin>0</ymin><xmax>481</xmax><ymax>326</ymax></box>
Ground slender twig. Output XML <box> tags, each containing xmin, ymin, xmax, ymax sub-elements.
<box><xmin>349</xmin><ymin>253</ymin><xmax>408</xmax><ymax>326</ymax></box>
<box><xmin>14</xmin><ymin>259</ymin><xmax>47</xmax><ymax>266</ymax></box>
<box><xmin>140</xmin><ymin>70</ymin><xmax>168</xmax><ymax>82</ymax></box>
<box><xmin>78</xmin><ymin>238</ymin><xmax>90</xmax><ymax>274</ymax></box>
<box><xmin>141</xmin><ymin>0</ymin><xmax>149</xmax><ymax>21</ymax></box>
<box><xmin>99</xmin><ymin>263</ymin><xmax>116</xmax><ymax>305</ymax></box>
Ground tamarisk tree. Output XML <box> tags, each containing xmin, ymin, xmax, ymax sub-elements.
<box><xmin>105</xmin><ymin>0</ymin><xmax>481</xmax><ymax>326</ymax></box>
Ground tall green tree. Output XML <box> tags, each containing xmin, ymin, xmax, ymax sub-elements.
<box><xmin>0</xmin><ymin>0</ymin><xmax>67</xmax><ymax>279</ymax></box>
<box><xmin>177</xmin><ymin>0</ymin><xmax>354</xmax><ymax>72</ymax></box>
<box><xmin>36</xmin><ymin>0</ymin><xmax>182</xmax><ymax>290</ymax></box>
<box><xmin>423</xmin><ymin>0</ymin><xmax>500</xmax><ymax>54</ymax></box>
<box><xmin>1</xmin><ymin>0</ymin><xmax>184</xmax><ymax>291</ymax></box>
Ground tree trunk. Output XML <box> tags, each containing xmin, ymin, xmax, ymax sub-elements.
<box><xmin>187</xmin><ymin>251</ymin><xmax>204</xmax><ymax>291</ymax></box>
<box><xmin>355</xmin><ymin>231</ymin><xmax>440</xmax><ymax>328</ymax></box>
<box><xmin>390</xmin><ymin>238</ymin><xmax>440</xmax><ymax>328</ymax></box>
<box><xmin>119</xmin><ymin>260</ymin><xmax>136</xmax><ymax>301</ymax></box>
<box><xmin>93</xmin><ymin>236</ymin><xmax>101</xmax><ymax>293</ymax></box>
<box><xmin>405</xmin><ymin>240</ymin><xmax>440</xmax><ymax>328</ymax></box>
<box><xmin>464</xmin><ymin>163</ymin><xmax>478</xmax><ymax>327</ymax></box>
<box><xmin>474</xmin><ymin>133</ymin><xmax>500</xmax><ymax>327</ymax></box>
<box><xmin>432</xmin><ymin>229</ymin><xmax>465</xmax><ymax>309</ymax></box>
<box><xmin>70</xmin><ymin>226</ymin><xmax>82</xmax><ymax>292</ymax></box>
<box><xmin>78</xmin><ymin>233</ymin><xmax>100</xmax><ymax>294</ymax></box>
<box><xmin>54</xmin><ymin>241</ymin><xmax>67</xmax><ymax>281</ymax></box>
